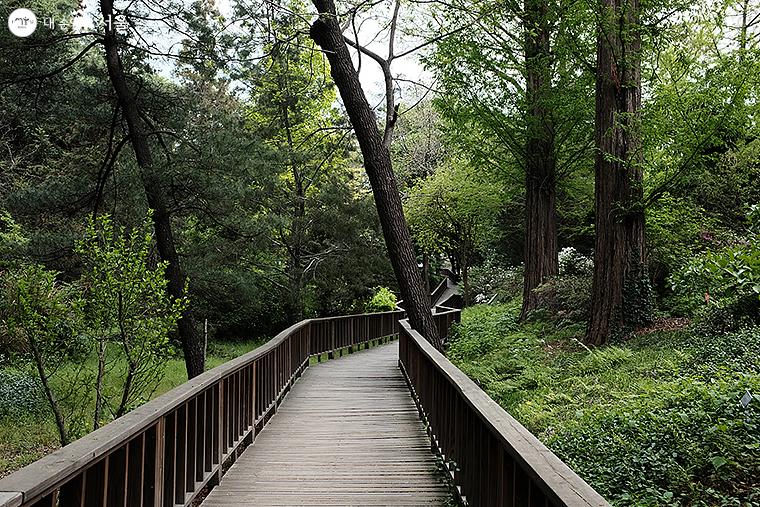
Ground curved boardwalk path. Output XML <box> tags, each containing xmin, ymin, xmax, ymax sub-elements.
<box><xmin>201</xmin><ymin>341</ymin><xmax>450</xmax><ymax>506</ymax></box>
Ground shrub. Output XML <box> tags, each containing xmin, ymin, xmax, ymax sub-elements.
<box><xmin>690</xmin><ymin>296</ymin><xmax>759</xmax><ymax>337</ymax></box>
<box><xmin>558</xmin><ymin>247</ymin><xmax>593</xmax><ymax>277</ymax></box>
<box><xmin>645</xmin><ymin>193</ymin><xmax>714</xmax><ymax>286</ymax></box>
<box><xmin>533</xmin><ymin>274</ymin><xmax>592</xmax><ymax>324</ymax></box>
<box><xmin>77</xmin><ymin>213</ymin><xmax>186</xmax><ymax>421</ymax></box>
<box><xmin>670</xmin><ymin>205</ymin><xmax>760</xmax><ymax>317</ymax></box>
<box><xmin>447</xmin><ymin>303</ymin><xmax>521</xmax><ymax>362</ymax></box>
<box><xmin>469</xmin><ymin>261</ymin><xmax>523</xmax><ymax>303</ymax></box>
<box><xmin>364</xmin><ymin>286</ymin><xmax>397</xmax><ymax>312</ymax></box>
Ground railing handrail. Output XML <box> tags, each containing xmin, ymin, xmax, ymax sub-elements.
<box><xmin>0</xmin><ymin>309</ymin><xmax>404</xmax><ymax>507</ymax></box>
<box><xmin>400</xmin><ymin>318</ymin><xmax>610</xmax><ymax>507</ymax></box>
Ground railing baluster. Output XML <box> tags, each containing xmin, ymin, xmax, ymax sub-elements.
<box><xmin>186</xmin><ymin>398</ymin><xmax>197</xmax><ymax>494</ymax></box>
<box><xmin>174</xmin><ymin>404</ymin><xmax>187</xmax><ymax>505</ymax></box>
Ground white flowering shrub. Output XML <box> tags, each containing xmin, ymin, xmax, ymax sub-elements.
<box><xmin>558</xmin><ymin>247</ymin><xmax>593</xmax><ymax>276</ymax></box>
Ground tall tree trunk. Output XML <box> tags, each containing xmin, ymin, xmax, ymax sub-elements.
<box><xmin>520</xmin><ymin>0</ymin><xmax>558</xmax><ymax>320</ymax></box>
<box><xmin>99</xmin><ymin>0</ymin><xmax>205</xmax><ymax>377</ymax></box>
<box><xmin>309</xmin><ymin>2</ymin><xmax>442</xmax><ymax>350</ymax></box>
<box><xmin>586</xmin><ymin>0</ymin><xmax>647</xmax><ymax>346</ymax></box>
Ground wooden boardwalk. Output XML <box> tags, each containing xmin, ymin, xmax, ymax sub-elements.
<box><xmin>201</xmin><ymin>341</ymin><xmax>450</xmax><ymax>506</ymax></box>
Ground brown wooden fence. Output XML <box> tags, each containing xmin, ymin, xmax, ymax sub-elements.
<box><xmin>0</xmin><ymin>310</ymin><xmax>403</xmax><ymax>507</ymax></box>
<box><xmin>399</xmin><ymin>310</ymin><xmax>611</xmax><ymax>507</ymax></box>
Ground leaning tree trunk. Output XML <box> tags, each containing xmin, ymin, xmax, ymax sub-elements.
<box><xmin>586</xmin><ymin>0</ymin><xmax>647</xmax><ymax>346</ymax></box>
<box><xmin>309</xmin><ymin>1</ymin><xmax>442</xmax><ymax>350</ymax></box>
<box><xmin>520</xmin><ymin>0</ymin><xmax>558</xmax><ymax>321</ymax></box>
<box><xmin>99</xmin><ymin>0</ymin><xmax>205</xmax><ymax>377</ymax></box>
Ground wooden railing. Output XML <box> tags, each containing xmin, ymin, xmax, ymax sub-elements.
<box><xmin>0</xmin><ymin>310</ymin><xmax>403</xmax><ymax>507</ymax></box>
<box><xmin>399</xmin><ymin>310</ymin><xmax>611</xmax><ymax>507</ymax></box>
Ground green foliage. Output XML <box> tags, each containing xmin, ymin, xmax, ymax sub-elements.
<box><xmin>0</xmin><ymin>370</ymin><xmax>45</xmax><ymax>417</ymax></box>
<box><xmin>446</xmin><ymin>303</ymin><xmax>521</xmax><ymax>363</ymax></box>
<box><xmin>76</xmin><ymin>213</ymin><xmax>186</xmax><ymax>419</ymax></box>
<box><xmin>77</xmin><ymin>213</ymin><xmax>185</xmax><ymax>355</ymax></box>
<box><xmin>645</xmin><ymin>194</ymin><xmax>714</xmax><ymax>284</ymax></box>
<box><xmin>448</xmin><ymin>305</ymin><xmax>760</xmax><ymax>506</ymax></box>
<box><xmin>0</xmin><ymin>211</ymin><xmax>27</xmax><ymax>269</ymax></box>
<box><xmin>531</xmin><ymin>248</ymin><xmax>594</xmax><ymax>324</ymax></box>
<box><xmin>1</xmin><ymin>264</ymin><xmax>83</xmax><ymax>363</ymax></box>
<box><xmin>533</xmin><ymin>274</ymin><xmax>593</xmax><ymax>324</ymax></box>
<box><xmin>551</xmin><ymin>374</ymin><xmax>760</xmax><ymax>506</ymax></box>
<box><xmin>469</xmin><ymin>261</ymin><xmax>523</xmax><ymax>304</ymax></box>
<box><xmin>0</xmin><ymin>337</ymin><xmax>263</xmax><ymax>476</ymax></box>
<box><xmin>405</xmin><ymin>161</ymin><xmax>504</xmax><ymax>302</ymax></box>
<box><xmin>671</xmin><ymin>240</ymin><xmax>760</xmax><ymax>309</ymax></box>
<box><xmin>0</xmin><ymin>263</ymin><xmax>87</xmax><ymax>443</ymax></box>
<box><xmin>669</xmin><ymin>207</ymin><xmax>760</xmax><ymax>333</ymax></box>
<box><xmin>678</xmin><ymin>326</ymin><xmax>760</xmax><ymax>375</ymax></box>
<box><xmin>405</xmin><ymin>161</ymin><xmax>503</xmax><ymax>257</ymax></box>
<box><xmin>0</xmin><ymin>214</ymin><xmax>188</xmax><ymax>442</ymax></box>
<box><xmin>364</xmin><ymin>287</ymin><xmax>397</xmax><ymax>313</ymax></box>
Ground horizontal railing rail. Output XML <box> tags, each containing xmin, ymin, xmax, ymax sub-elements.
<box><xmin>0</xmin><ymin>310</ymin><xmax>404</xmax><ymax>507</ymax></box>
<box><xmin>399</xmin><ymin>313</ymin><xmax>611</xmax><ymax>507</ymax></box>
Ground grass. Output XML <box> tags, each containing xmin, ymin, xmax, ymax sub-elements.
<box><xmin>447</xmin><ymin>302</ymin><xmax>760</xmax><ymax>506</ymax></box>
<box><xmin>0</xmin><ymin>338</ymin><xmax>264</xmax><ymax>478</ymax></box>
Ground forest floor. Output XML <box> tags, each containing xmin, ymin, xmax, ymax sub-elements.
<box><xmin>447</xmin><ymin>301</ymin><xmax>760</xmax><ymax>507</ymax></box>
<box><xmin>0</xmin><ymin>338</ymin><xmax>264</xmax><ymax>477</ymax></box>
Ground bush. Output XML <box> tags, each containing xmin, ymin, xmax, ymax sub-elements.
<box><xmin>364</xmin><ymin>286</ymin><xmax>397</xmax><ymax>312</ymax></box>
<box><xmin>558</xmin><ymin>247</ymin><xmax>593</xmax><ymax>277</ymax></box>
<box><xmin>469</xmin><ymin>261</ymin><xmax>523</xmax><ymax>303</ymax></box>
<box><xmin>447</xmin><ymin>303</ymin><xmax>520</xmax><ymax>362</ymax></box>
<box><xmin>670</xmin><ymin>206</ymin><xmax>760</xmax><ymax>316</ymax></box>
<box><xmin>533</xmin><ymin>274</ymin><xmax>592</xmax><ymax>324</ymax></box>
<box><xmin>691</xmin><ymin>296</ymin><xmax>759</xmax><ymax>337</ymax></box>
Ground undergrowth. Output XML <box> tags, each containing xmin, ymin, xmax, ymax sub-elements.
<box><xmin>0</xmin><ymin>338</ymin><xmax>264</xmax><ymax>477</ymax></box>
<box><xmin>447</xmin><ymin>303</ymin><xmax>760</xmax><ymax>506</ymax></box>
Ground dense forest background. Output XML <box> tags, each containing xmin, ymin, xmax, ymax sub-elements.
<box><xmin>1</xmin><ymin>0</ymin><xmax>759</xmax><ymax>504</ymax></box>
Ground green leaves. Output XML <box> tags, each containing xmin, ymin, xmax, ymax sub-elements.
<box><xmin>364</xmin><ymin>287</ymin><xmax>397</xmax><ymax>313</ymax></box>
<box><xmin>75</xmin><ymin>212</ymin><xmax>186</xmax><ymax>417</ymax></box>
<box><xmin>709</xmin><ymin>455</ymin><xmax>728</xmax><ymax>470</ymax></box>
<box><xmin>405</xmin><ymin>161</ymin><xmax>504</xmax><ymax>257</ymax></box>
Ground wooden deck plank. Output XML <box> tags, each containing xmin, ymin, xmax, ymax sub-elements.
<box><xmin>201</xmin><ymin>342</ymin><xmax>450</xmax><ymax>506</ymax></box>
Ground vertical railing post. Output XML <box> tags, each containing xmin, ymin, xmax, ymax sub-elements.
<box><xmin>216</xmin><ymin>382</ymin><xmax>224</xmax><ymax>483</ymax></box>
<box><xmin>153</xmin><ymin>417</ymin><xmax>165</xmax><ymax>507</ymax></box>
<box><xmin>328</xmin><ymin>320</ymin><xmax>335</xmax><ymax>359</ymax></box>
<box><xmin>251</xmin><ymin>362</ymin><xmax>256</xmax><ymax>440</ymax></box>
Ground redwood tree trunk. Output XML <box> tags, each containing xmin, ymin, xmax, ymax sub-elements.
<box><xmin>309</xmin><ymin>2</ymin><xmax>441</xmax><ymax>349</ymax></box>
<box><xmin>520</xmin><ymin>0</ymin><xmax>558</xmax><ymax>320</ymax></box>
<box><xmin>586</xmin><ymin>0</ymin><xmax>647</xmax><ymax>346</ymax></box>
<box><xmin>99</xmin><ymin>0</ymin><xmax>205</xmax><ymax>377</ymax></box>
